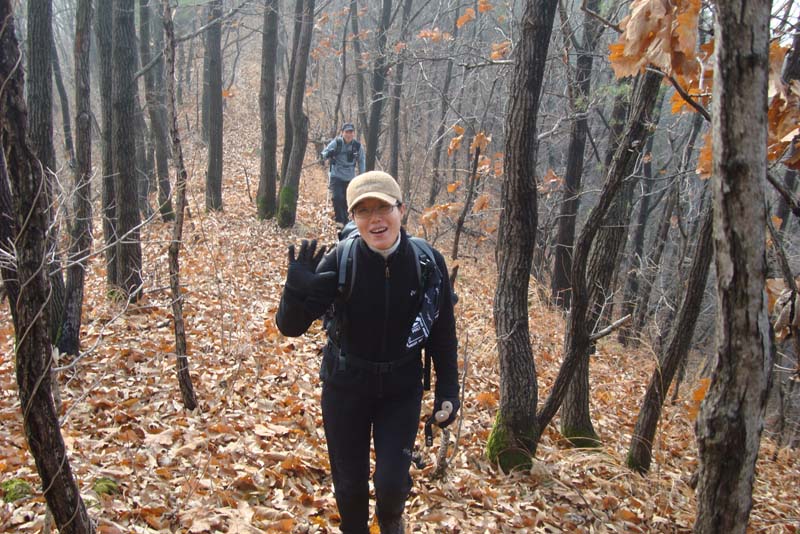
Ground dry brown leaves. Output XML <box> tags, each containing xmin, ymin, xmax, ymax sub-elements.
<box><xmin>1</xmin><ymin>43</ymin><xmax>798</xmax><ymax>534</ymax></box>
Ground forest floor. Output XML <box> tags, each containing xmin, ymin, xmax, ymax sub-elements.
<box><xmin>1</xmin><ymin>56</ymin><xmax>799</xmax><ymax>534</ymax></box>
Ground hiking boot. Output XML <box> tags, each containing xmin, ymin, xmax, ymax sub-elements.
<box><xmin>378</xmin><ymin>517</ymin><xmax>404</xmax><ymax>534</ymax></box>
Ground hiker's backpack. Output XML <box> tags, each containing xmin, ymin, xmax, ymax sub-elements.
<box><xmin>324</xmin><ymin>227</ymin><xmax>443</xmax><ymax>388</ymax></box>
<box><xmin>328</xmin><ymin>137</ymin><xmax>361</xmax><ymax>172</ymax></box>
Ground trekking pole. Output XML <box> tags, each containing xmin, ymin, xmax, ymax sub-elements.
<box><xmin>424</xmin><ymin>401</ymin><xmax>453</xmax><ymax>447</ymax></box>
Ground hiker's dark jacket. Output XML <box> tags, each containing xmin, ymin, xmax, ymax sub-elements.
<box><xmin>276</xmin><ymin>229</ymin><xmax>459</xmax><ymax>399</ymax></box>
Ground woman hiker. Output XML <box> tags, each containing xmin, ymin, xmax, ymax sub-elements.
<box><xmin>276</xmin><ymin>171</ymin><xmax>460</xmax><ymax>534</ymax></box>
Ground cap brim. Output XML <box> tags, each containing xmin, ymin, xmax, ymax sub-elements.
<box><xmin>348</xmin><ymin>192</ymin><xmax>397</xmax><ymax>211</ymax></box>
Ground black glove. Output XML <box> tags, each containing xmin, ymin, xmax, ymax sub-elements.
<box><xmin>286</xmin><ymin>239</ymin><xmax>336</xmax><ymax>299</ymax></box>
<box><xmin>427</xmin><ymin>397</ymin><xmax>460</xmax><ymax>429</ymax></box>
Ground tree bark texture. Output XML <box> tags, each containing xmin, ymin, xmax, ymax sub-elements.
<box><xmin>27</xmin><ymin>0</ymin><xmax>66</xmax><ymax>347</ymax></box>
<box><xmin>627</xmin><ymin>207</ymin><xmax>713</xmax><ymax>473</ymax></box>
<box><xmin>695</xmin><ymin>2</ymin><xmax>772</xmax><ymax>532</ymax></box>
<box><xmin>257</xmin><ymin>0</ymin><xmax>279</xmax><ymax>219</ymax></box>
<box><xmin>426</xmin><ymin>11</ymin><xmax>458</xmax><ymax>207</ymax></box>
<box><xmin>388</xmin><ymin>0</ymin><xmax>413</xmax><ymax>179</ymax></box>
<box><xmin>140</xmin><ymin>0</ymin><xmax>175</xmax><ymax>222</ymax></box>
<box><xmin>95</xmin><ymin>0</ymin><xmax>117</xmax><ymax>286</ymax></box>
<box><xmin>364</xmin><ymin>0</ymin><xmax>392</xmax><ymax>171</ymax></box>
<box><xmin>52</xmin><ymin>41</ymin><xmax>75</xmax><ymax>166</ymax></box>
<box><xmin>205</xmin><ymin>0</ymin><xmax>224</xmax><ymax>211</ymax></box>
<box><xmin>550</xmin><ymin>0</ymin><xmax>603</xmax><ymax>309</ymax></box>
<box><xmin>349</xmin><ymin>0</ymin><xmax>368</xmax><ymax>138</ymax></box>
<box><xmin>538</xmin><ymin>70</ymin><xmax>663</xmax><ymax>430</ymax></box>
<box><xmin>488</xmin><ymin>0</ymin><xmax>557</xmax><ymax>472</ymax></box>
<box><xmin>0</xmin><ymin>5</ymin><xmax>94</xmax><ymax>531</ymax></box>
<box><xmin>163</xmin><ymin>0</ymin><xmax>198</xmax><ymax>410</ymax></box>
<box><xmin>280</xmin><ymin>0</ymin><xmax>304</xmax><ymax>183</ymax></box>
<box><xmin>277</xmin><ymin>0</ymin><xmax>314</xmax><ymax>228</ymax></box>
<box><xmin>61</xmin><ymin>0</ymin><xmax>93</xmax><ymax>356</ymax></box>
<box><xmin>112</xmin><ymin>0</ymin><xmax>144</xmax><ymax>299</ymax></box>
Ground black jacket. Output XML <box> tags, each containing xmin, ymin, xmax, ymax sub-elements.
<box><xmin>276</xmin><ymin>230</ymin><xmax>459</xmax><ymax>399</ymax></box>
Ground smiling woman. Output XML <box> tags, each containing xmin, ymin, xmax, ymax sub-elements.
<box><xmin>275</xmin><ymin>171</ymin><xmax>460</xmax><ymax>533</ymax></box>
<box><xmin>346</xmin><ymin>172</ymin><xmax>406</xmax><ymax>251</ymax></box>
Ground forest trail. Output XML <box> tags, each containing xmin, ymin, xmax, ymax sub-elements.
<box><xmin>1</xmin><ymin>46</ymin><xmax>798</xmax><ymax>534</ymax></box>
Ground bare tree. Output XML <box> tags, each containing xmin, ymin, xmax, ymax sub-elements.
<box><xmin>205</xmin><ymin>0</ymin><xmax>224</xmax><ymax>210</ymax></box>
<box><xmin>694</xmin><ymin>1</ymin><xmax>772</xmax><ymax>531</ymax></box>
<box><xmin>162</xmin><ymin>0</ymin><xmax>198</xmax><ymax>410</ymax></box>
<box><xmin>61</xmin><ymin>0</ymin><xmax>93</xmax><ymax>356</ymax></box>
<box><xmin>96</xmin><ymin>0</ymin><xmax>117</xmax><ymax>286</ymax></box>
<box><xmin>363</xmin><ymin>0</ymin><xmax>392</xmax><ymax>171</ymax></box>
<box><xmin>550</xmin><ymin>0</ymin><xmax>604</xmax><ymax>308</ymax></box>
<box><xmin>139</xmin><ymin>0</ymin><xmax>175</xmax><ymax>221</ymax></box>
<box><xmin>487</xmin><ymin>0</ymin><xmax>558</xmax><ymax>472</ymax></box>
<box><xmin>257</xmin><ymin>0</ymin><xmax>279</xmax><ymax>219</ymax></box>
<box><xmin>277</xmin><ymin>0</ymin><xmax>315</xmax><ymax>227</ymax></box>
<box><xmin>0</xmin><ymin>4</ymin><xmax>94</xmax><ymax>530</ymax></box>
<box><xmin>112</xmin><ymin>0</ymin><xmax>144</xmax><ymax>300</ymax></box>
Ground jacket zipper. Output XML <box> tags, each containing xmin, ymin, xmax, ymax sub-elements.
<box><xmin>381</xmin><ymin>260</ymin><xmax>390</xmax><ymax>358</ymax></box>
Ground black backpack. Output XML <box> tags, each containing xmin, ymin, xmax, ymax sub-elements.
<box><xmin>329</xmin><ymin>137</ymin><xmax>361</xmax><ymax>171</ymax></box>
<box><xmin>324</xmin><ymin>226</ymin><xmax>442</xmax><ymax>388</ymax></box>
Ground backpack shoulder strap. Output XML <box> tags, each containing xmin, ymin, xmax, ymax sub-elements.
<box><xmin>335</xmin><ymin>137</ymin><xmax>343</xmax><ymax>156</ymax></box>
<box><xmin>336</xmin><ymin>234</ymin><xmax>359</xmax><ymax>299</ymax></box>
<box><xmin>409</xmin><ymin>237</ymin><xmax>437</xmax><ymax>289</ymax></box>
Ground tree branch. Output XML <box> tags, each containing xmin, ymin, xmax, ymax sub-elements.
<box><xmin>581</xmin><ymin>0</ymin><xmax>620</xmax><ymax>33</ymax></box>
<box><xmin>590</xmin><ymin>314</ymin><xmax>631</xmax><ymax>342</ymax></box>
<box><xmin>767</xmin><ymin>171</ymin><xmax>800</xmax><ymax>220</ymax></box>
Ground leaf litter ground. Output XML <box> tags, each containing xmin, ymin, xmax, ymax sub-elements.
<box><xmin>1</xmin><ymin>56</ymin><xmax>798</xmax><ymax>534</ymax></box>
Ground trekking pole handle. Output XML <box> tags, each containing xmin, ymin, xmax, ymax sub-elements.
<box><xmin>434</xmin><ymin>401</ymin><xmax>453</xmax><ymax>424</ymax></box>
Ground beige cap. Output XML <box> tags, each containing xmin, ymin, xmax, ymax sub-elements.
<box><xmin>346</xmin><ymin>171</ymin><xmax>403</xmax><ymax>211</ymax></box>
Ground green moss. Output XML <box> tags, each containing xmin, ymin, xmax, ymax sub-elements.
<box><xmin>2</xmin><ymin>478</ymin><xmax>33</xmax><ymax>502</ymax></box>
<box><xmin>93</xmin><ymin>477</ymin><xmax>120</xmax><ymax>496</ymax></box>
<box><xmin>277</xmin><ymin>185</ymin><xmax>297</xmax><ymax>228</ymax></box>
<box><xmin>561</xmin><ymin>425</ymin><xmax>602</xmax><ymax>449</ymax></box>
<box><xmin>485</xmin><ymin>412</ymin><xmax>538</xmax><ymax>474</ymax></box>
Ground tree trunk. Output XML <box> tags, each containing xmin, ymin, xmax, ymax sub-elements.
<box><xmin>257</xmin><ymin>0</ymin><xmax>279</xmax><ymax>219</ymax></box>
<box><xmin>627</xmin><ymin>207</ymin><xmax>713</xmax><ymax>473</ymax></box>
<box><xmin>95</xmin><ymin>0</ymin><xmax>117</xmax><ymax>286</ymax></box>
<box><xmin>617</xmin><ymin>134</ymin><xmax>657</xmax><ymax>345</ymax></box>
<box><xmin>0</xmin><ymin>6</ymin><xmax>94</xmax><ymax>531</ymax></box>
<box><xmin>52</xmin><ymin>41</ymin><xmax>75</xmax><ymax>166</ymax></box>
<box><xmin>205</xmin><ymin>0</ymin><xmax>224</xmax><ymax>211</ymax></box>
<box><xmin>280</xmin><ymin>0</ymin><xmax>304</xmax><ymax>183</ymax></box>
<box><xmin>350</xmin><ymin>0</ymin><xmax>368</xmax><ymax>138</ymax></box>
<box><xmin>61</xmin><ymin>0</ymin><xmax>93</xmax><ymax>356</ymax></box>
<box><xmin>487</xmin><ymin>0</ymin><xmax>557</xmax><ymax>473</ymax></box>
<box><xmin>113</xmin><ymin>0</ymin><xmax>144</xmax><ymax>300</ymax></box>
<box><xmin>331</xmin><ymin>10</ymin><xmax>351</xmax><ymax>140</ymax></box>
<box><xmin>560</xmin><ymin>74</ymin><xmax>662</xmax><ymax>447</ymax></box>
<box><xmin>162</xmin><ymin>0</ymin><xmax>198</xmax><ymax>410</ymax></box>
<box><xmin>538</xmin><ymin>69</ymin><xmax>663</xmax><ymax>439</ymax></box>
<box><xmin>277</xmin><ymin>0</ymin><xmax>314</xmax><ymax>227</ymax></box>
<box><xmin>550</xmin><ymin>0</ymin><xmax>603</xmax><ymax>309</ymax></box>
<box><xmin>694</xmin><ymin>2</ymin><xmax>771</xmax><ymax>532</ymax></box>
<box><xmin>426</xmin><ymin>11</ymin><xmax>458</xmax><ymax>207</ymax></box>
<box><xmin>363</xmin><ymin>0</ymin><xmax>392</xmax><ymax>171</ymax></box>
<box><xmin>631</xmin><ymin>111</ymin><xmax>703</xmax><ymax>338</ymax></box>
<box><xmin>27</xmin><ymin>0</ymin><xmax>66</xmax><ymax>347</ymax></box>
<box><xmin>388</xmin><ymin>0</ymin><xmax>412</xmax><ymax>179</ymax></box>
<box><xmin>142</xmin><ymin>1</ymin><xmax>175</xmax><ymax>221</ymax></box>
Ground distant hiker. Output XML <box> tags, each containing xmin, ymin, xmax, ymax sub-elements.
<box><xmin>276</xmin><ymin>171</ymin><xmax>460</xmax><ymax>534</ymax></box>
<box><xmin>321</xmin><ymin>122</ymin><xmax>366</xmax><ymax>227</ymax></box>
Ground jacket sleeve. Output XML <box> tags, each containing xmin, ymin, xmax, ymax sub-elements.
<box><xmin>275</xmin><ymin>251</ymin><xmax>337</xmax><ymax>337</ymax></box>
<box><xmin>425</xmin><ymin>250</ymin><xmax>459</xmax><ymax>399</ymax></box>
<box><xmin>320</xmin><ymin>138</ymin><xmax>337</xmax><ymax>160</ymax></box>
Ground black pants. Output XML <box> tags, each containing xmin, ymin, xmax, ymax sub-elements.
<box><xmin>321</xmin><ymin>380</ymin><xmax>423</xmax><ymax>534</ymax></box>
<box><xmin>330</xmin><ymin>176</ymin><xmax>349</xmax><ymax>225</ymax></box>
